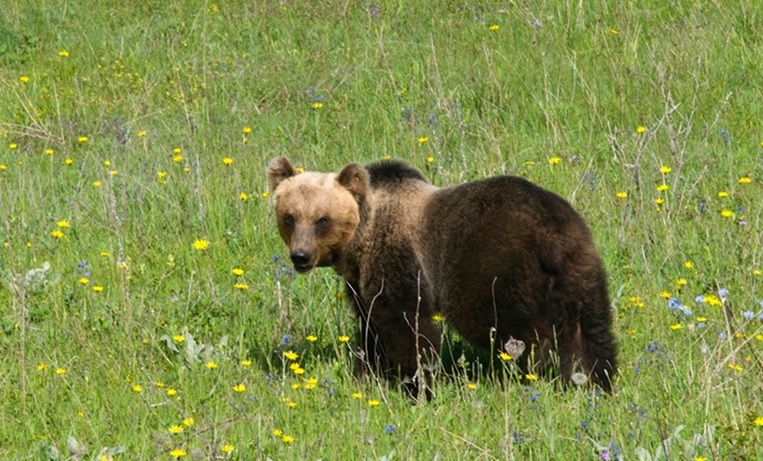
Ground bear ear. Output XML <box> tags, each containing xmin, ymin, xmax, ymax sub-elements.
<box><xmin>267</xmin><ymin>157</ymin><xmax>297</xmax><ymax>190</ymax></box>
<box><xmin>336</xmin><ymin>163</ymin><xmax>369</xmax><ymax>200</ymax></box>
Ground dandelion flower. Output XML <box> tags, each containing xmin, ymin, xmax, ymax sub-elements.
<box><xmin>45</xmin><ymin>149</ymin><xmax>54</xmax><ymax>155</ymax></box>
<box><xmin>615</xmin><ymin>191</ymin><xmax>627</xmax><ymax>199</ymax></box>
<box><xmin>222</xmin><ymin>157</ymin><xmax>233</xmax><ymax>166</ymax></box>
<box><xmin>467</xmin><ymin>382</ymin><xmax>477</xmax><ymax>390</ymax></box>
<box><xmin>670</xmin><ymin>323</ymin><xmax>683</xmax><ymax>331</ymax></box>
<box><xmin>233</xmin><ymin>282</ymin><xmax>249</xmax><ymax>291</ymax></box>
<box><xmin>426</xmin><ymin>156</ymin><xmax>435</xmax><ymax>164</ymax></box>
<box><xmin>9</xmin><ymin>143</ymin><xmax>18</xmax><ymax>150</ymax></box>
<box><xmin>499</xmin><ymin>352</ymin><xmax>512</xmax><ymax>362</ymax></box>
<box><xmin>418</xmin><ymin>136</ymin><xmax>429</xmax><ymax>144</ymax></box>
<box><xmin>338</xmin><ymin>335</ymin><xmax>350</xmax><ymax>343</ymax></box>
<box><xmin>738</xmin><ymin>177</ymin><xmax>752</xmax><ymax>184</ymax></box>
<box><xmin>78</xmin><ymin>136</ymin><xmax>88</xmax><ymax>143</ymax></box>
<box><xmin>657</xmin><ymin>184</ymin><xmax>669</xmax><ymax>192</ymax></box>
<box><xmin>721</xmin><ymin>209</ymin><xmax>733</xmax><ymax>218</ymax></box>
<box><xmin>132</xmin><ymin>384</ymin><xmax>143</xmax><ymax>393</ymax></box>
<box><xmin>306</xmin><ymin>334</ymin><xmax>317</xmax><ymax>342</ymax></box>
<box><xmin>660</xmin><ymin>291</ymin><xmax>671</xmax><ymax>299</ymax></box>
<box><xmin>241</xmin><ymin>359</ymin><xmax>252</xmax><ymax>367</ymax></box>
<box><xmin>51</xmin><ymin>230</ymin><xmax>64</xmax><ymax>239</ymax></box>
<box><xmin>717</xmin><ymin>191</ymin><xmax>729</xmax><ymax>198</ymax></box>
<box><xmin>352</xmin><ymin>392</ymin><xmax>363</xmax><ymax>399</ymax></box>
<box><xmin>58</xmin><ymin>50</ymin><xmax>70</xmax><ymax>57</ymax></box>
<box><xmin>728</xmin><ymin>364</ymin><xmax>743</xmax><ymax>372</ymax></box>
<box><xmin>169</xmin><ymin>425</ymin><xmax>185</xmax><ymax>434</ymax></box>
<box><xmin>19</xmin><ymin>76</ymin><xmax>30</xmax><ymax>84</ymax></box>
<box><xmin>78</xmin><ymin>277</ymin><xmax>90</xmax><ymax>285</ymax></box>
<box><xmin>205</xmin><ymin>361</ymin><xmax>218</xmax><ymax>370</ymax></box>
<box><xmin>93</xmin><ymin>180</ymin><xmax>101</xmax><ymax>187</ymax></box>
<box><xmin>137</xmin><ymin>130</ymin><xmax>147</xmax><ymax>137</ymax></box>
<box><xmin>232</xmin><ymin>383</ymin><xmax>246</xmax><ymax>393</ymax></box>
<box><xmin>169</xmin><ymin>448</ymin><xmax>186</xmax><ymax>459</ymax></box>
<box><xmin>525</xmin><ymin>373</ymin><xmax>538</xmax><ymax>381</ymax></box>
<box><xmin>231</xmin><ymin>267</ymin><xmax>244</xmax><ymax>276</ymax></box>
<box><xmin>239</xmin><ymin>192</ymin><xmax>249</xmax><ymax>201</ymax></box>
<box><xmin>283</xmin><ymin>351</ymin><xmax>299</xmax><ymax>361</ymax></box>
<box><xmin>167</xmin><ymin>388</ymin><xmax>178</xmax><ymax>396</ymax></box>
<box><xmin>548</xmin><ymin>157</ymin><xmax>562</xmax><ymax>165</ymax></box>
<box><xmin>684</xmin><ymin>261</ymin><xmax>695</xmax><ymax>270</ymax></box>
<box><xmin>55</xmin><ymin>368</ymin><xmax>66</xmax><ymax>375</ymax></box>
<box><xmin>37</xmin><ymin>363</ymin><xmax>49</xmax><ymax>371</ymax></box>
<box><xmin>755</xmin><ymin>416</ymin><xmax>763</xmax><ymax>427</ymax></box>
<box><xmin>192</xmin><ymin>239</ymin><xmax>209</xmax><ymax>251</ymax></box>
<box><xmin>172</xmin><ymin>334</ymin><xmax>185</xmax><ymax>343</ymax></box>
<box><xmin>173</xmin><ymin>154</ymin><xmax>183</xmax><ymax>163</ymax></box>
<box><xmin>64</xmin><ymin>158</ymin><xmax>73</xmax><ymax>166</ymax></box>
<box><xmin>367</xmin><ymin>399</ymin><xmax>381</xmax><ymax>407</ymax></box>
<box><xmin>636</xmin><ymin>126</ymin><xmax>646</xmax><ymax>134</ymax></box>
<box><xmin>92</xmin><ymin>285</ymin><xmax>104</xmax><ymax>293</ymax></box>
<box><xmin>660</xmin><ymin>166</ymin><xmax>672</xmax><ymax>174</ymax></box>
<box><xmin>489</xmin><ymin>24</ymin><xmax>499</xmax><ymax>31</ymax></box>
<box><xmin>261</xmin><ymin>191</ymin><xmax>271</xmax><ymax>198</ymax></box>
<box><xmin>282</xmin><ymin>435</ymin><xmax>295</xmax><ymax>443</ymax></box>
<box><xmin>312</xmin><ymin>102</ymin><xmax>323</xmax><ymax>110</ymax></box>
<box><xmin>182</xmin><ymin>417</ymin><xmax>195</xmax><ymax>427</ymax></box>
<box><xmin>222</xmin><ymin>444</ymin><xmax>234</xmax><ymax>454</ymax></box>
<box><xmin>243</xmin><ymin>126</ymin><xmax>252</xmax><ymax>134</ymax></box>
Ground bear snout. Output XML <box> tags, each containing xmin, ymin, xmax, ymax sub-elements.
<box><xmin>290</xmin><ymin>251</ymin><xmax>312</xmax><ymax>272</ymax></box>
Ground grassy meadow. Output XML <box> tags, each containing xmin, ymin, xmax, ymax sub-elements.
<box><xmin>1</xmin><ymin>0</ymin><xmax>763</xmax><ymax>459</ymax></box>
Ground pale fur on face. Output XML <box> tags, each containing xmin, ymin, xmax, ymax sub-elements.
<box><xmin>269</xmin><ymin>159</ymin><xmax>363</xmax><ymax>272</ymax></box>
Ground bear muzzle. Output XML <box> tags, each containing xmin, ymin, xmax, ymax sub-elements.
<box><xmin>290</xmin><ymin>251</ymin><xmax>313</xmax><ymax>273</ymax></box>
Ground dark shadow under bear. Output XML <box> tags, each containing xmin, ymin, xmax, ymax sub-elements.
<box><xmin>268</xmin><ymin>157</ymin><xmax>617</xmax><ymax>397</ymax></box>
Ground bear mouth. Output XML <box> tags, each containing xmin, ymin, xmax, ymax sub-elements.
<box><xmin>293</xmin><ymin>263</ymin><xmax>313</xmax><ymax>273</ymax></box>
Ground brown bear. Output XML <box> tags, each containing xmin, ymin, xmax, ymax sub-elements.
<box><xmin>268</xmin><ymin>157</ymin><xmax>617</xmax><ymax>396</ymax></box>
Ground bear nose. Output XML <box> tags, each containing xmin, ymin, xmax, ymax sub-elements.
<box><xmin>290</xmin><ymin>251</ymin><xmax>310</xmax><ymax>269</ymax></box>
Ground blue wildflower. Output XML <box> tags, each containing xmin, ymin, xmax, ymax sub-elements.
<box><xmin>743</xmin><ymin>310</ymin><xmax>754</xmax><ymax>320</ymax></box>
<box><xmin>279</xmin><ymin>334</ymin><xmax>291</xmax><ymax>346</ymax></box>
<box><xmin>718</xmin><ymin>288</ymin><xmax>729</xmax><ymax>298</ymax></box>
<box><xmin>385</xmin><ymin>424</ymin><xmax>396</xmax><ymax>435</ymax></box>
<box><xmin>695</xmin><ymin>295</ymin><xmax>705</xmax><ymax>303</ymax></box>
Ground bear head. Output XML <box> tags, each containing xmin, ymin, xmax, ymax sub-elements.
<box><xmin>267</xmin><ymin>157</ymin><xmax>368</xmax><ymax>273</ymax></box>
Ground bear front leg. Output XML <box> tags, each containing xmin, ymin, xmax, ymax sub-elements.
<box><xmin>347</xmin><ymin>282</ymin><xmax>441</xmax><ymax>399</ymax></box>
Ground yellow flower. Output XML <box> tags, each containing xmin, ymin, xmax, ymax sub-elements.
<box><xmin>78</xmin><ymin>136</ymin><xmax>88</xmax><ymax>143</ymax></box>
<box><xmin>173</xmin><ymin>154</ymin><xmax>183</xmax><ymax>163</ymax></box>
<box><xmin>615</xmin><ymin>191</ymin><xmax>627</xmax><ymax>199</ymax></box>
<box><xmin>720</xmin><ymin>209</ymin><xmax>733</xmax><ymax>218</ymax></box>
<box><xmin>306</xmin><ymin>334</ymin><xmax>317</xmax><ymax>342</ymax></box>
<box><xmin>338</xmin><ymin>335</ymin><xmax>350</xmax><ymax>343</ymax></box>
<box><xmin>367</xmin><ymin>399</ymin><xmax>381</xmax><ymax>407</ymax></box>
<box><xmin>499</xmin><ymin>352</ymin><xmax>512</xmax><ymax>362</ymax></box>
<box><xmin>284</xmin><ymin>350</ymin><xmax>299</xmax><ymax>361</ymax></box>
<box><xmin>426</xmin><ymin>156</ymin><xmax>435</xmax><ymax>164</ymax></box>
<box><xmin>55</xmin><ymin>368</ymin><xmax>66</xmax><ymax>375</ymax></box>
<box><xmin>193</xmin><ymin>239</ymin><xmax>209</xmax><ymax>251</ymax></box>
<box><xmin>717</xmin><ymin>191</ymin><xmax>728</xmax><ymax>198</ymax></box>
<box><xmin>169</xmin><ymin>425</ymin><xmax>184</xmax><ymax>434</ymax></box>
<box><xmin>352</xmin><ymin>392</ymin><xmax>363</xmax><ymax>399</ymax></box>
<box><xmin>548</xmin><ymin>157</ymin><xmax>562</xmax><ymax>165</ymax></box>
<box><xmin>239</xmin><ymin>192</ymin><xmax>249</xmax><ymax>201</ymax></box>
<box><xmin>222</xmin><ymin>157</ymin><xmax>233</xmax><ymax>166</ymax></box>
<box><xmin>37</xmin><ymin>363</ymin><xmax>49</xmax><ymax>371</ymax></box>
<box><xmin>675</xmin><ymin>277</ymin><xmax>687</xmax><ymax>287</ymax></box>
<box><xmin>242</xmin><ymin>126</ymin><xmax>252</xmax><ymax>134</ymax></box>
<box><xmin>660</xmin><ymin>290</ymin><xmax>671</xmax><ymax>299</ymax></box>
<box><xmin>9</xmin><ymin>143</ymin><xmax>17</xmax><ymax>150</ymax></box>
<box><xmin>738</xmin><ymin>176</ymin><xmax>752</xmax><ymax>184</ymax></box>
<box><xmin>636</xmin><ymin>125</ymin><xmax>646</xmax><ymax>134</ymax></box>
<box><xmin>137</xmin><ymin>130</ymin><xmax>147</xmax><ymax>137</ymax></box>
<box><xmin>173</xmin><ymin>147</ymin><xmax>182</xmax><ymax>154</ymax></box>
<box><xmin>261</xmin><ymin>191</ymin><xmax>271</xmax><ymax>198</ymax></box>
<box><xmin>657</xmin><ymin>184</ymin><xmax>669</xmax><ymax>192</ymax></box>
<box><xmin>205</xmin><ymin>361</ymin><xmax>218</xmax><ymax>370</ymax></box>
<box><xmin>19</xmin><ymin>76</ymin><xmax>30</xmax><ymax>84</ymax></box>
<box><xmin>166</xmin><ymin>388</ymin><xmax>178</xmax><ymax>396</ymax></box>
<box><xmin>93</xmin><ymin>180</ymin><xmax>101</xmax><ymax>187</ymax></box>
<box><xmin>684</xmin><ymin>261</ymin><xmax>695</xmax><ymax>270</ymax></box>
<box><xmin>92</xmin><ymin>285</ymin><xmax>104</xmax><ymax>293</ymax></box>
<box><xmin>222</xmin><ymin>444</ymin><xmax>234</xmax><ymax>454</ymax></box>
<box><xmin>696</xmin><ymin>316</ymin><xmax>707</xmax><ymax>323</ymax></box>
<box><xmin>312</xmin><ymin>102</ymin><xmax>323</xmax><ymax>110</ymax></box>
<box><xmin>78</xmin><ymin>277</ymin><xmax>90</xmax><ymax>285</ymax></box>
<box><xmin>169</xmin><ymin>448</ymin><xmax>186</xmax><ymax>459</ymax></box>
<box><xmin>659</xmin><ymin>165</ymin><xmax>672</xmax><ymax>174</ymax></box>
<box><xmin>292</xmin><ymin>366</ymin><xmax>305</xmax><ymax>375</ymax></box>
<box><xmin>51</xmin><ymin>230</ymin><xmax>64</xmax><ymax>239</ymax></box>
<box><xmin>172</xmin><ymin>334</ymin><xmax>185</xmax><ymax>343</ymax></box>
<box><xmin>755</xmin><ymin>416</ymin><xmax>763</xmax><ymax>427</ymax></box>
<box><xmin>45</xmin><ymin>149</ymin><xmax>54</xmax><ymax>155</ymax></box>
<box><xmin>232</xmin><ymin>383</ymin><xmax>246</xmax><ymax>393</ymax></box>
<box><xmin>182</xmin><ymin>417</ymin><xmax>195</xmax><ymax>427</ymax></box>
<box><xmin>489</xmin><ymin>24</ymin><xmax>499</xmax><ymax>31</ymax></box>
<box><xmin>132</xmin><ymin>384</ymin><xmax>143</xmax><ymax>393</ymax></box>
<box><xmin>610</xmin><ymin>28</ymin><xmax>619</xmax><ymax>35</ymax></box>
<box><xmin>233</xmin><ymin>282</ymin><xmax>249</xmax><ymax>291</ymax></box>
<box><xmin>232</xmin><ymin>267</ymin><xmax>244</xmax><ymax>276</ymax></box>
<box><xmin>418</xmin><ymin>136</ymin><xmax>429</xmax><ymax>144</ymax></box>
<box><xmin>273</xmin><ymin>429</ymin><xmax>283</xmax><ymax>437</ymax></box>
<box><xmin>655</xmin><ymin>198</ymin><xmax>665</xmax><ymax>206</ymax></box>
<box><xmin>467</xmin><ymin>382</ymin><xmax>477</xmax><ymax>390</ymax></box>
<box><xmin>158</xmin><ymin>171</ymin><xmax>167</xmax><ymax>179</ymax></box>
<box><xmin>241</xmin><ymin>359</ymin><xmax>252</xmax><ymax>367</ymax></box>
<box><xmin>670</xmin><ymin>323</ymin><xmax>683</xmax><ymax>331</ymax></box>
<box><xmin>754</xmin><ymin>270</ymin><xmax>762</xmax><ymax>277</ymax></box>
<box><xmin>58</xmin><ymin>50</ymin><xmax>70</xmax><ymax>57</ymax></box>
<box><xmin>728</xmin><ymin>363</ymin><xmax>743</xmax><ymax>372</ymax></box>
<box><xmin>64</xmin><ymin>158</ymin><xmax>74</xmax><ymax>166</ymax></box>
<box><xmin>525</xmin><ymin>373</ymin><xmax>538</xmax><ymax>381</ymax></box>
<box><xmin>103</xmin><ymin>160</ymin><xmax>111</xmax><ymax>167</ymax></box>
<box><xmin>281</xmin><ymin>435</ymin><xmax>295</xmax><ymax>443</ymax></box>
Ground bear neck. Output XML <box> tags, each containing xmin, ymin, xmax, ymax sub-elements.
<box><xmin>332</xmin><ymin>195</ymin><xmax>370</xmax><ymax>285</ymax></box>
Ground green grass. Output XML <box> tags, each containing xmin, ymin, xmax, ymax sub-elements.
<box><xmin>1</xmin><ymin>0</ymin><xmax>762</xmax><ymax>459</ymax></box>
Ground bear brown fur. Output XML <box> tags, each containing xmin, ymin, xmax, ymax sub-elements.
<box><xmin>268</xmin><ymin>157</ymin><xmax>617</xmax><ymax>396</ymax></box>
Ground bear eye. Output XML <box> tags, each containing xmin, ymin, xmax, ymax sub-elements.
<box><xmin>282</xmin><ymin>214</ymin><xmax>295</xmax><ymax>228</ymax></box>
<box><xmin>316</xmin><ymin>216</ymin><xmax>330</xmax><ymax>228</ymax></box>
